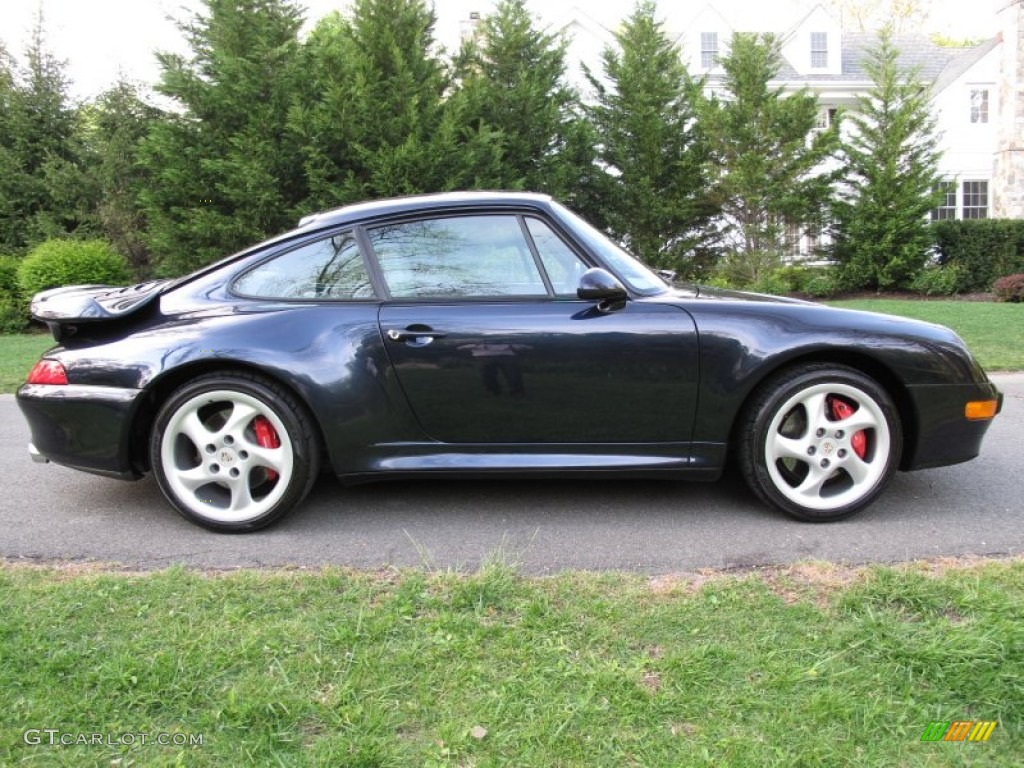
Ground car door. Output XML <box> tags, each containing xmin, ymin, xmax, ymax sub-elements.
<box><xmin>370</xmin><ymin>212</ymin><xmax>699</xmax><ymax>444</ymax></box>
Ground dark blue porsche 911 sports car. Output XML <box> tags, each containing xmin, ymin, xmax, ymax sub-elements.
<box><xmin>18</xmin><ymin>192</ymin><xmax>1002</xmax><ymax>531</ymax></box>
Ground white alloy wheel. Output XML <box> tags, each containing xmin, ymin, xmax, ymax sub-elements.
<box><xmin>764</xmin><ymin>382</ymin><xmax>889</xmax><ymax>511</ymax></box>
<box><xmin>739</xmin><ymin>364</ymin><xmax>901</xmax><ymax>522</ymax></box>
<box><xmin>151</xmin><ymin>373</ymin><xmax>318</xmax><ymax>531</ymax></box>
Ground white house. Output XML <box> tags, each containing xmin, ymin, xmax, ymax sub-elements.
<box><xmin>462</xmin><ymin>1</ymin><xmax>1024</xmax><ymax>222</ymax></box>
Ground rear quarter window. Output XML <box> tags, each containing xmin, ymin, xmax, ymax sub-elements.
<box><xmin>233</xmin><ymin>232</ymin><xmax>375</xmax><ymax>299</ymax></box>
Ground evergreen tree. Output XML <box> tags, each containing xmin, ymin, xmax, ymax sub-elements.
<box><xmin>81</xmin><ymin>80</ymin><xmax>162</xmax><ymax>276</ymax></box>
<box><xmin>702</xmin><ymin>33</ymin><xmax>841</xmax><ymax>285</ymax></box>
<box><xmin>833</xmin><ymin>29</ymin><xmax>943</xmax><ymax>290</ymax></box>
<box><xmin>140</xmin><ymin>0</ymin><xmax>306</xmax><ymax>275</ymax></box>
<box><xmin>584</xmin><ymin>1</ymin><xmax>715</xmax><ymax>276</ymax></box>
<box><xmin>0</xmin><ymin>45</ymin><xmax>25</xmax><ymax>251</ymax></box>
<box><xmin>455</xmin><ymin>0</ymin><xmax>588</xmax><ymax>197</ymax></box>
<box><xmin>291</xmin><ymin>0</ymin><xmax>503</xmax><ymax>211</ymax></box>
<box><xmin>0</xmin><ymin>17</ymin><xmax>78</xmax><ymax>251</ymax></box>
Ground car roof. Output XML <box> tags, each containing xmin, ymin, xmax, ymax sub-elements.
<box><xmin>296</xmin><ymin>191</ymin><xmax>555</xmax><ymax>230</ymax></box>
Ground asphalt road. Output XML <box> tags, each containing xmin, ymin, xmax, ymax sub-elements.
<box><xmin>2</xmin><ymin>374</ymin><xmax>1022</xmax><ymax>574</ymax></box>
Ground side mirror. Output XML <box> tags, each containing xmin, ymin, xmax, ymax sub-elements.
<box><xmin>577</xmin><ymin>268</ymin><xmax>628</xmax><ymax>312</ymax></box>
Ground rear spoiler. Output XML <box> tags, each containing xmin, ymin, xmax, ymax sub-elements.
<box><xmin>30</xmin><ymin>280</ymin><xmax>171</xmax><ymax>340</ymax></box>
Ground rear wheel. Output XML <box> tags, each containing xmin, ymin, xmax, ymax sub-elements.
<box><xmin>738</xmin><ymin>364</ymin><xmax>901</xmax><ymax>521</ymax></box>
<box><xmin>150</xmin><ymin>372</ymin><xmax>319</xmax><ymax>532</ymax></box>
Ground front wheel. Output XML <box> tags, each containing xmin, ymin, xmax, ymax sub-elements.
<box><xmin>738</xmin><ymin>364</ymin><xmax>902</xmax><ymax>522</ymax></box>
<box><xmin>150</xmin><ymin>372</ymin><xmax>319</xmax><ymax>532</ymax></box>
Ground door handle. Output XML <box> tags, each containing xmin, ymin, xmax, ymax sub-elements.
<box><xmin>385</xmin><ymin>327</ymin><xmax>447</xmax><ymax>343</ymax></box>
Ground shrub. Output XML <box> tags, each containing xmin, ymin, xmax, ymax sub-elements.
<box><xmin>17</xmin><ymin>239</ymin><xmax>132</xmax><ymax>298</ymax></box>
<box><xmin>0</xmin><ymin>256</ymin><xmax>28</xmax><ymax>333</ymax></box>
<box><xmin>0</xmin><ymin>296</ymin><xmax>28</xmax><ymax>333</ymax></box>
<box><xmin>804</xmin><ymin>272</ymin><xmax>839</xmax><ymax>298</ymax></box>
<box><xmin>751</xmin><ymin>271</ymin><xmax>791</xmax><ymax>296</ymax></box>
<box><xmin>931</xmin><ymin>219</ymin><xmax>1024</xmax><ymax>292</ymax></box>
<box><xmin>908</xmin><ymin>264</ymin><xmax>962</xmax><ymax>296</ymax></box>
<box><xmin>993</xmin><ymin>273</ymin><xmax>1024</xmax><ymax>303</ymax></box>
<box><xmin>0</xmin><ymin>255</ymin><xmax>20</xmax><ymax>295</ymax></box>
<box><xmin>700</xmin><ymin>275</ymin><xmax>735</xmax><ymax>290</ymax></box>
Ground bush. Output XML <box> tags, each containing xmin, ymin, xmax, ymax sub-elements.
<box><xmin>931</xmin><ymin>220</ymin><xmax>1024</xmax><ymax>292</ymax></box>
<box><xmin>0</xmin><ymin>255</ymin><xmax>28</xmax><ymax>333</ymax></box>
<box><xmin>0</xmin><ymin>255</ymin><xmax>20</xmax><ymax>295</ymax></box>
<box><xmin>749</xmin><ymin>265</ymin><xmax>838</xmax><ymax>297</ymax></box>
<box><xmin>751</xmin><ymin>271</ymin><xmax>792</xmax><ymax>296</ymax></box>
<box><xmin>17</xmin><ymin>239</ymin><xmax>132</xmax><ymax>298</ymax></box>
<box><xmin>0</xmin><ymin>296</ymin><xmax>28</xmax><ymax>333</ymax></box>
<box><xmin>908</xmin><ymin>264</ymin><xmax>962</xmax><ymax>296</ymax></box>
<box><xmin>700</xmin><ymin>275</ymin><xmax>735</xmax><ymax>290</ymax></box>
<box><xmin>804</xmin><ymin>272</ymin><xmax>839</xmax><ymax>298</ymax></box>
<box><xmin>993</xmin><ymin>273</ymin><xmax>1024</xmax><ymax>303</ymax></box>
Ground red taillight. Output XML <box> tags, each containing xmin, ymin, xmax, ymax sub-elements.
<box><xmin>26</xmin><ymin>359</ymin><xmax>68</xmax><ymax>385</ymax></box>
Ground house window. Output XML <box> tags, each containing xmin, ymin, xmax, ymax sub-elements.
<box><xmin>962</xmin><ymin>181</ymin><xmax>988</xmax><ymax>219</ymax></box>
<box><xmin>701</xmin><ymin>32</ymin><xmax>718</xmax><ymax>69</ymax></box>
<box><xmin>816</xmin><ymin>107</ymin><xmax>838</xmax><ymax>129</ymax></box>
<box><xmin>930</xmin><ymin>181</ymin><xmax>957</xmax><ymax>221</ymax></box>
<box><xmin>970</xmin><ymin>89</ymin><xmax>989</xmax><ymax>123</ymax></box>
<box><xmin>810</xmin><ymin>32</ymin><xmax>828</xmax><ymax>68</ymax></box>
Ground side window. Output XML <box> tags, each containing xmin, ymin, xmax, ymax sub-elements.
<box><xmin>525</xmin><ymin>217</ymin><xmax>588</xmax><ymax>296</ymax></box>
<box><xmin>233</xmin><ymin>232</ymin><xmax>375</xmax><ymax>299</ymax></box>
<box><xmin>369</xmin><ymin>215</ymin><xmax>548</xmax><ymax>298</ymax></box>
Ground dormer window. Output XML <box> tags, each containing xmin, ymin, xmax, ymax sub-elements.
<box><xmin>810</xmin><ymin>32</ymin><xmax>828</xmax><ymax>68</ymax></box>
<box><xmin>701</xmin><ymin>32</ymin><xmax>718</xmax><ymax>69</ymax></box>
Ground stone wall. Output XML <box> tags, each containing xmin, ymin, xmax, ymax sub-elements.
<box><xmin>993</xmin><ymin>0</ymin><xmax>1024</xmax><ymax>218</ymax></box>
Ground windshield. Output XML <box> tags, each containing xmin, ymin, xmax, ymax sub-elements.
<box><xmin>551</xmin><ymin>202</ymin><xmax>667</xmax><ymax>296</ymax></box>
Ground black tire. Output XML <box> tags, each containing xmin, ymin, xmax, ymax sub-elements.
<box><xmin>737</xmin><ymin>364</ymin><xmax>901</xmax><ymax>522</ymax></box>
<box><xmin>150</xmin><ymin>371</ymin><xmax>319</xmax><ymax>532</ymax></box>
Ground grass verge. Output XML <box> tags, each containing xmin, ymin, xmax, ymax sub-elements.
<box><xmin>2</xmin><ymin>557</ymin><xmax>1021</xmax><ymax>766</ymax></box>
<box><xmin>0</xmin><ymin>334</ymin><xmax>53</xmax><ymax>393</ymax></box>
<box><xmin>830</xmin><ymin>299</ymin><xmax>1024</xmax><ymax>371</ymax></box>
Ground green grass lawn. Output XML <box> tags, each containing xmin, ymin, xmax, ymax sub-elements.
<box><xmin>0</xmin><ymin>334</ymin><xmax>53</xmax><ymax>393</ymax></box>
<box><xmin>1</xmin><ymin>558</ymin><xmax>1020</xmax><ymax>766</ymax></box>
<box><xmin>830</xmin><ymin>299</ymin><xmax>1024</xmax><ymax>371</ymax></box>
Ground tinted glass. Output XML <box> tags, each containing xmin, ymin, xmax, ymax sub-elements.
<box><xmin>525</xmin><ymin>218</ymin><xmax>588</xmax><ymax>296</ymax></box>
<box><xmin>369</xmin><ymin>216</ymin><xmax>547</xmax><ymax>298</ymax></box>
<box><xmin>233</xmin><ymin>232</ymin><xmax>374</xmax><ymax>299</ymax></box>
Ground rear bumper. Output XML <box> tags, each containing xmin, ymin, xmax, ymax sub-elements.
<box><xmin>902</xmin><ymin>380</ymin><xmax>1002</xmax><ymax>471</ymax></box>
<box><xmin>16</xmin><ymin>383</ymin><xmax>145</xmax><ymax>480</ymax></box>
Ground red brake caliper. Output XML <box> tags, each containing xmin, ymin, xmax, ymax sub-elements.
<box><xmin>252</xmin><ymin>416</ymin><xmax>280</xmax><ymax>482</ymax></box>
<box><xmin>830</xmin><ymin>398</ymin><xmax>867</xmax><ymax>459</ymax></box>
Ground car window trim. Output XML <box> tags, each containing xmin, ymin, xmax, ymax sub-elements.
<box><xmin>517</xmin><ymin>215</ymin><xmax>556</xmax><ymax>296</ymax></box>
<box><xmin>521</xmin><ymin>214</ymin><xmax>596</xmax><ymax>296</ymax></box>
<box><xmin>229</xmin><ymin>228</ymin><xmax>381</xmax><ymax>303</ymax></box>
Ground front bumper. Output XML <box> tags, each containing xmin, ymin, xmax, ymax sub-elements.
<box><xmin>902</xmin><ymin>380</ymin><xmax>1003</xmax><ymax>470</ymax></box>
<box><xmin>17</xmin><ymin>383</ymin><xmax>146</xmax><ymax>480</ymax></box>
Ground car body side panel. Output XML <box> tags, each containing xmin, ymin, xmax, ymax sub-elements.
<box><xmin>673</xmin><ymin>299</ymin><xmax>999</xmax><ymax>470</ymax></box>
<box><xmin>35</xmin><ymin>293</ymin><xmax>434</xmax><ymax>476</ymax></box>
<box><xmin>378</xmin><ymin>300</ymin><xmax>700</xmax><ymax>444</ymax></box>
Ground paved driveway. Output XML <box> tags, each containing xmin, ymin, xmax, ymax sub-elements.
<box><xmin>1</xmin><ymin>374</ymin><xmax>1021</xmax><ymax>573</ymax></box>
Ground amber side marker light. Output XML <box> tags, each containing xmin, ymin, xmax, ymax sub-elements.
<box><xmin>26</xmin><ymin>359</ymin><xmax>68</xmax><ymax>385</ymax></box>
<box><xmin>965</xmin><ymin>400</ymin><xmax>998</xmax><ymax>421</ymax></box>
